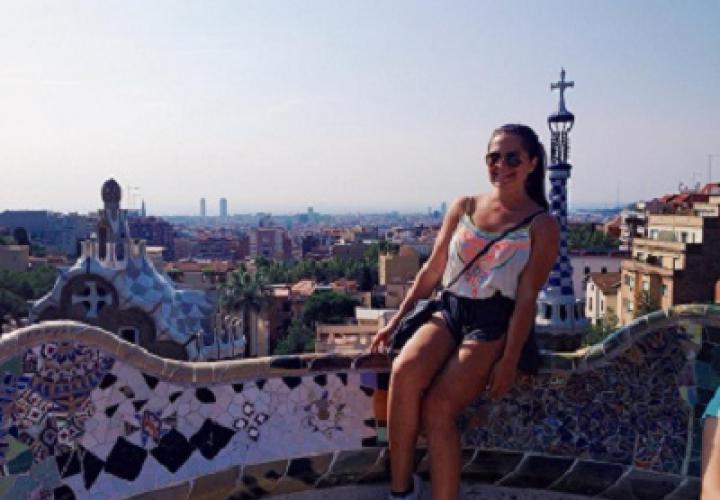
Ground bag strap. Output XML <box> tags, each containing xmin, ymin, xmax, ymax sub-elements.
<box><xmin>443</xmin><ymin>209</ymin><xmax>547</xmax><ymax>290</ymax></box>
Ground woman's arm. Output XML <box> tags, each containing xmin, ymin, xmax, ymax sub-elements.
<box><xmin>487</xmin><ymin>212</ymin><xmax>560</xmax><ymax>399</ymax></box>
<box><xmin>369</xmin><ymin>196</ymin><xmax>467</xmax><ymax>352</ymax></box>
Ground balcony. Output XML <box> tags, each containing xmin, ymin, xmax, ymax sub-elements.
<box><xmin>622</xmin><ymin>257</ymin><xmax>675</xmax><ymax>277</ymax></box>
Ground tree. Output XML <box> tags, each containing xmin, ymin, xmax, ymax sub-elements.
<box><xmin>273</xmin><ymin>317</ymin><xmax>314</xmax><ymax>355</ymax></box>
<box><xmin>219</xmin><ymin>269</ymin><xmax>273</xmax><ymax>356</ymax></box>
<box><xmin>302</xmin><ymin>291</ymin><xmax>358</xmax><ymax>327</ymax></box>
<box><xmin>0</xmin><ymin>265</ymin><xmax>58</xmax><ymax>328</ymax></box>
<box><xmin>568</xmin><ymin>223</ymin><xmax>620</xmax><ymax>252</ymax></box>
<box><xmin>583</xmin><ymin>307</ymin><xmax>619</xmax><ymax>346</ymax></box>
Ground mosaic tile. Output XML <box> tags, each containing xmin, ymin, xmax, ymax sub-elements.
<box><xmin>462</xmin><ymin>449</ymin><xmax>525</xmax><ymax>484</ymax></box>
<box><xmin>269</xmin><ymin>356</ymin><xmax>307</xmax><ymax>370</ymax></box>
<box><xmin>600</xmin><ymin>469</ymin><xmax>683</xmax><ymax>500</ymax></box>
<box><xmin>309</xmin><ymin>356</ymin><xmax>352</xmax><ymax>372</ymax></box>
<box><xmin>189</xmin><ymin>419</ymin><xmax>235</xmax><ymax>460</ymax></box>
<box><xmin>103</xmin><ymin>437</ymin><xmax>146</xmax><ymax>481</ymax></box>
<box><xmin>550</xmin><ymin>460</ymin><xmax>626</xmax><ymax>496</ymax></box>
<box><xmin>498</xmin><ymin>455</ymin><xmax>575</xmax><ymax>489</ymax></box>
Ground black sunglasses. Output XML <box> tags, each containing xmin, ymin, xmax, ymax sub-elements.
<box><xmin>485</xmin><ymin>151</ymin><xmax>523</xmax><ymax>168</ymax></box>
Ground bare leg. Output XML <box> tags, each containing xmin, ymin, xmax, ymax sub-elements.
<box><xmin>421</xmin><ymin>338</ymin><xmax>505</xmax><ymax>500</ymax></box>
<box><xmin>388</xmin><ymin>314</ymin><xmax>456</xmax><ymax>493</ymax></box>
<box><xmin>703</xmin><ymin>417</ymin><xmax>720</xmax><ymax>499</ymax></box>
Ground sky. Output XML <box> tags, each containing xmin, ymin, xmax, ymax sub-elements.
<box><xmin>0</xmin><ymin>0</ymin><xmax>718</xmax><ymax>215</ymax></box>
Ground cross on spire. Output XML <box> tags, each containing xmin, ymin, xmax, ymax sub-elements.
<box><xmin>551</xmin><ymin>68</ymin><xmax>574</xmax><ymax>114</ymax></box>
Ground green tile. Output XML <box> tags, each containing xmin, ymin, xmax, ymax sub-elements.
<box><xmin>7</xmin><ymin>449</ymin><xmax>33</xmax><ymax>475</ymax></box>
<box><xmin>0</xmin><ymin>356</ymin><xmax>22</xmax><ymax>376</ymax></box>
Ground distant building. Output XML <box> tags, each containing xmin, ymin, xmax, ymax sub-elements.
<box><xmin>379</xmin><ymin>245</ymin><xmax>419</xmax><ymax>285</ymax></box>
<box><xmin>200</xmin><ymin>198</ymin><xmax>206</xmax><ymax>217</ymax></box>
<box><xmin>570</xmin><ymin>253</ymin><xmax>624</xmax><ymax>300</ymax></box>
<box><xmin>0</xmin><ymin>245</ymin><xmax>29</xmax><ymax>272</ymax></box>
<box><xmin>618</xmin><ymin>207</ymin><xmax>646</xmax><ymax>252</ymax></box>
<box><xmin>128</xmin><ymin>216</ymin><xmax>175</xmax><ymax>260</ymax></box>
<box><xmin>330</xmin><ymin>241</ymin><xmax>368</xmax><ymax>261</ymax></box>
<box><xmin>315</xmin><ymin>307</ymin><xmax>395</xmax><ymax>354</ymax></box>
<box><xmin>220</xmin><ymin>198</ymin><xmax>228</xmax><ymax>218</ymax></box>
<box><xmin>585</xmin><ymin>272</ymin><xmax>620</xmax><ymax>326</ymax></box>
<box><xmin>248</xmin><ymin>226</ymin><xmax>294</xmax><ymax>261</ymax></box>
<box><xmin>0</xmin><ymin>210</ymin><xmax>92</xmax><ymax>256</ymax></box>
<box><xmin>165</xmin><ymin>259</ymin><xmax>236</xmax><ymax>292</ymax></box>
<box><xmin>619</xmin><ymin>212</ymin><xmax>720</xmax><ymax>325</ymax></box>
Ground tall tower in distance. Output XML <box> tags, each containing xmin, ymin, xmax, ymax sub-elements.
<box><xmin>535</xmin><ymin>69</ymin><xmax>588</xmax><ymax>351</ymax></box>
<box><xmin>200</xmin><ymin>198</ymin><xmax>206</xmax><ymax>218</ymax></box>
<box><xmin>220</xmin><ymin>198</ymin><xmax>228</xmax><ymax>218</ymax></box>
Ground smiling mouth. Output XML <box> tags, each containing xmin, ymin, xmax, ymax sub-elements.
<box><xmin>491</xmin><ymin>170</ymin><xmax>516</xmax><ymax>183</ymax></box>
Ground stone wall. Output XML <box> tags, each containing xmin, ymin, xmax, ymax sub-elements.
<box><xmin>0</xmin><ymin>304</ymin><xmax>717</xmax><ymax>499</ymax></box>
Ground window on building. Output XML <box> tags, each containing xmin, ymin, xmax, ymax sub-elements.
<box><xmin>559</xmin><ymin>305</ymin><xmax>567</xmax><ymax>321</ymax></box>
<box><xmin>588</xmin><ymin>297</ymin><xmax>593</xmax><ymax>311</ymax></box>
<box><xmin>642</xmin><ymin>279</ymin><xmax>650</xmax><ymax>291</ymax></box>
<box><xmin>584</xmin><ymin>266</ymin><xmax>590</xmax><ymax>275</ymax></box>
<box><xmin>661</xmin><ymin>284</ymin><xmax>668</xmax><ymax>296</ymax></box>
<box><xmin>680</xmin><ymin>232</ymin><xmax>687</xmax><ymax>243</ymax></box>
<box><xmin>601</xmin><ymin>267</ymin><xmax>607</xmax><ymax>273</ymax></box>
<box><xmin>600</xmin><ymin>299</ymin><xmax>604</xmax><ymax>312</ymax></box>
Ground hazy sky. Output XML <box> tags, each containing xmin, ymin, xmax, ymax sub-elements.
<box><xmin>1</xmin><ymin>1</ymin><xmax>718</xmax><ymax>215</ymax></box>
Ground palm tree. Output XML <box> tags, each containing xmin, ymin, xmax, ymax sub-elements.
<box><xmin>219</xmin><ymin>269</ymin><xmax>273</xmax><ymax>357</ymax></box>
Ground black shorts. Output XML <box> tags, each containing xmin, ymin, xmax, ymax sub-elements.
<box><xmin>435</xmin><ymin>290</ymin><xmax>540</xmax><ymax>374</ymax></box>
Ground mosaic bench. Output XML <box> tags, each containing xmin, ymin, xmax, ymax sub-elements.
<box><xmin>0</xmin><ymin>303</ymin><xmax>717</xmax><ymax>499</ymax></box>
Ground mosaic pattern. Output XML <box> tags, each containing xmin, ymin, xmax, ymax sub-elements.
<box><xmin>0</xmin><ymin>305</ymin><xmax>715</xmax><ymax>499</ymax></box>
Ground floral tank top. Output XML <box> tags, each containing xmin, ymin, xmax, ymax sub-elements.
<box><xmin>441</xmin><ymin>213</ymin><xmax>537</xmax><ymax>300</ymax></box>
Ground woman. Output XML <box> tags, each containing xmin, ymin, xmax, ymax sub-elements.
<box><xmin>703</xmin><ymin>387</ymin><xmax>720</xmax><ymax>498</ymax></box>
<box><xmin>370</xmin><ymin>124</ymin><xmax>560</xmax><ymax>500</ymax></box>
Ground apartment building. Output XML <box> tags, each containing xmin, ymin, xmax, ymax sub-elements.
<box><xmin>379</xmin><ymin>245</ymin><xmax>420</xmax><ymax>286</ymax></box>
<box><xmin>618</xmin><ymin>212</ymin><xmax>720</xmax><ymax>325</ymax></box>
<box><xmin>585</xmin><ymin>272</ymin><xmax>620</xmax><ymax>325</ymax></box>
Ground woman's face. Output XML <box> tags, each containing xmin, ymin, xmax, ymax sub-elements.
<box><xmin>486</xmin><ymin>132</ymin><xmax>537</xmax><ymax>189</ymax></box>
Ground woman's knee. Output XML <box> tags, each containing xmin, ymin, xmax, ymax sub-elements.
<box><xmin>390</xmin><ymin>356</ymin><xmax>432</xmax><ymax>393</ymax></box>
<box><xmin>421</xmin><ymin>390</ymin><xmax>460</xmax><ymax>432</ymax></box>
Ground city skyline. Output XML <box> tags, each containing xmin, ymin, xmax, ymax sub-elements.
<box><xmin>1</xmin><ymin>1</ymin><xmax>718</xmax><ymax>214</ymax></box>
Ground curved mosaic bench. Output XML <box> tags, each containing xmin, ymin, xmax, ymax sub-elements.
<box><xmin>0</xmin><ymin>303</ymin><xmax>717</xmax><ymax>499</ymax></box>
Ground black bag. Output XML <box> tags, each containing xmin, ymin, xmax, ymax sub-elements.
<box><xmin>388</xmin><ymin>209</ymin><xmax>546</xmax><ymax>354</ymax></box>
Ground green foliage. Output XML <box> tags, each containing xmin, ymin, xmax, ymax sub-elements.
<box><xmin>273</xmin><ymin>317</ymin><xmax>314</xmax><ymax>355</ymax></box>
<box><xmin>301</xmin><ymin>291</ymin><xmax>358</xmax><ymax>326</ymax></box>
<box><xmin>583</xmin><ymin>308</ymin><xmax>619</xmax><ymax>346</ymax></box>
<box><xmin>272</xmin><ymin>291</ymin><xmax>359</xmax><ymax>355</ymax></box>
<box><xmin>219</xmin><ymin>269</ymin><xmax>273</xmax><ymax>353</ymax></box>
<box><xmin>0</xmin><ymin>265</ymin><xmax>58</xmax><ymax>323</ymax></box>
<box><xmin>568</xmin><ymin>223</ymin><xmax>620</xmax><ymax>252</ymax></box>
<box><xmin>219</xmin><ymin>269</ymin><xmax>272</xmax><ymax>315</ymax></box>
<box><xmin>254</xmin><ymin>247</ymin><xmax>382</xmax><ymax>292</ymax></box>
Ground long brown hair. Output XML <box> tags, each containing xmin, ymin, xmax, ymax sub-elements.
<box><xmin>490</xmin><ymin>124</ymin><xmax>549</xmax><ymax>210</ymax></box>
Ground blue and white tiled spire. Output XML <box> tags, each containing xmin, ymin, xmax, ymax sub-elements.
<box><xmin>535</xmin><ymin>69</ymin><xmax>588</xmax><ymax>350</ymax></box>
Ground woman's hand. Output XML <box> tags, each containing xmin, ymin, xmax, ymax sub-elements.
<box><xmin>370</xmin><ymin>323</ymin><xmax>395</xmax><ymax>353</ymax></box>
<box><xmin>487</xmin><ymin>356</ymin><xmax>518</xmax><ymax>400</ymax></box>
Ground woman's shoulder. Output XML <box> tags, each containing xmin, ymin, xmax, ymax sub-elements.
<box><xmin>529</xmin><ymin>211</ymin><xmax>560</xmax><ymax>241</ymax></box>
<box><xmin>447</xmin><ymin>195</ymin><xmax>477</xmax><ymax>218</ymax></box>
